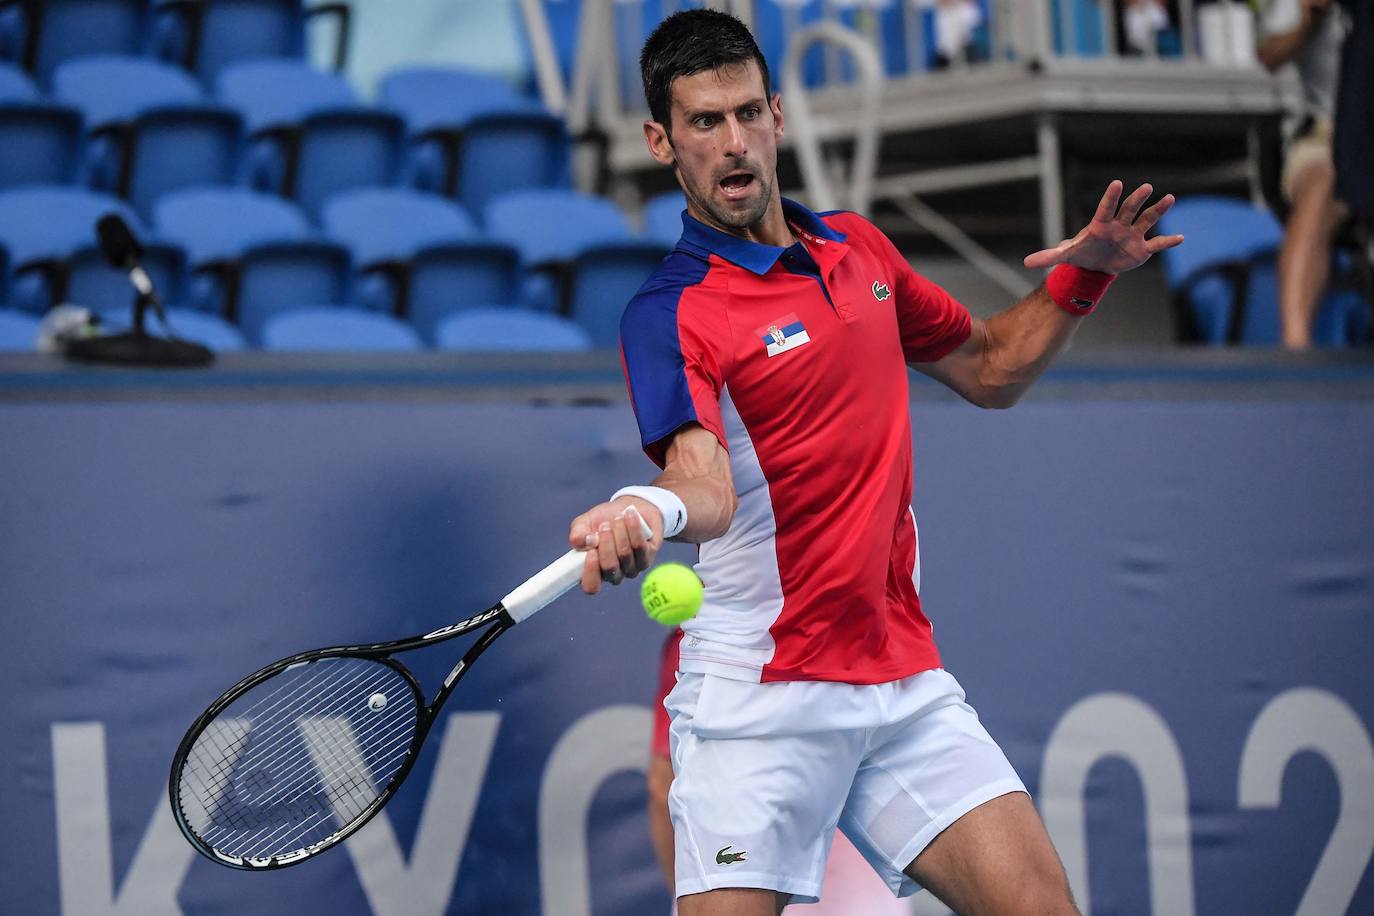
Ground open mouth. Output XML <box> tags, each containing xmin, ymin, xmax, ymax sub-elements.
<box><xmin>719</xmin><ymin>172</ymin><xmax>755</xmax><ymax>198</ymax></box>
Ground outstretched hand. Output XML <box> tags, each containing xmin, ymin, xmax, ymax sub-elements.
<box><xmin>1023</xmin><ymin>180</ymin><xmax>1184</xmax><ymax>275</ymax></box>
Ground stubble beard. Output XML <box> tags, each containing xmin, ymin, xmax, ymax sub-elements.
<box><xmin>689</xmin><ymin>169</ymin><xmax>773</xmax><ymax>233</ymax></box>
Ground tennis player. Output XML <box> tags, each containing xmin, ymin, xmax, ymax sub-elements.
<box><xmin>567</xmin><ymin>10</ymin><xmax>1182</xmax><ymax>915</ymax></box>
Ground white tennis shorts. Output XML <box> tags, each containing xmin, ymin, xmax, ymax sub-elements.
<box><xmin>665</xmin><ymin>667</ymin><xmax>1026</xmax><ymax>904</ymax></box>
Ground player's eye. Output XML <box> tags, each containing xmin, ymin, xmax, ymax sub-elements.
<box><xmin>740</xmin><ymin>107</ymin><xmax>760</xmax><ymax>121</ymax></box>
<box><xmin>693</xmin><ymin>115</ymin><xmax>716</xmax><ymax>129</ymax></box>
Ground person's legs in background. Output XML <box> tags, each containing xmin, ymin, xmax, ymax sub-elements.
<box><xmin>1279</xmin><ymin>122</ymin><xmax>1350</xmax><ymax>349</ymax></box>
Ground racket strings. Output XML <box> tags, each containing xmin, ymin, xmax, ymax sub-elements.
<box><xmin>191</xmin><ymin>665</ymin><xmax>414</xmax><ymax>851</ymax></box>
<box><xmin>184</xmin><ymin>664</ymin><xmax>396</xmax><ymax>829</ymax></box>
<box><xmin>177</xmin><ymin>657</ymin><xmax>419</xmax><ymax>861</ymax></box>
<box><xmin>197</xmin><ymin>665</ymin><xmax>395</xmax><ymax>801</ymax></box>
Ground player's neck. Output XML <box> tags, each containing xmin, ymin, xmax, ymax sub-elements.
<box><xmin>688</xmin><ymin>195</ymin><xmax>795</xmax><ymax>249</ymax></box>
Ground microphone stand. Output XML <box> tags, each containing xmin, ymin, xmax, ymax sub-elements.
<box><xmin>64</xmin><ymin>274</ymin><xmax>214</xmax><ymax>368</ymax></box>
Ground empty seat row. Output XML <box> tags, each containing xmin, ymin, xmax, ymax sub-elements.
<box><xmin>0</xmin><ymin>304</ymin><xmax>596</xmax><ymax>353</ymax></box>
<box><xmin>0</xmin><ymin>56</ymin><xmax>568</xmax><ymax>219</ymax></box>
<box><xmin>0</xmin><ymin>184</ymin><xmax>683</xmax><ymax>347</ymax></box>
<box><xmin>0</xmin><ymin>0</ymin><xmax>348</xmax><ymax>87</ymax></box>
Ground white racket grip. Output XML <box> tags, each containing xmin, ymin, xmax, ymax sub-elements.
<box><xmin>501</xmin><ymin>511</ymin><xmax>654</xmax><ymax>624</ymax></box>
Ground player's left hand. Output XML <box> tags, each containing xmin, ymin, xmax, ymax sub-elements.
<box><xmin>1022</xmin><ymin>180</ymin><xmax>1184</xmax><ymax>275</ymax></box>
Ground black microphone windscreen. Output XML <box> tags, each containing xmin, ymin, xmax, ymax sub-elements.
<box><xmin>96</xmin><ymin>213</ymin><xmax>143</xmax><ymax>268</ymax></box>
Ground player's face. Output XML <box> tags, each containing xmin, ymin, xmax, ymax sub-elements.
<box><xmin>646</xmin><ymin>59</ymin><xmax>784</xmax><ymax>235</ymax></box>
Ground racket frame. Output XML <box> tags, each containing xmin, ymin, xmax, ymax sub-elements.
<box><xmin>169</xmin><ymin>604</ymin><xmax>512</xmax><ymax>869</ymax></box>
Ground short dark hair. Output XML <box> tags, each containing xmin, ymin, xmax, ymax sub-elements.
<box><xmin>640</xmin><ymin>9</ymin><xmax>772</xmax><ymax>132</ymax></box>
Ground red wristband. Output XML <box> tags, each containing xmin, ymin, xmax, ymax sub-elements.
<box><xmin>1046</xmin><ymin>263</ymin><xmax>1115</xmax><ymax>316</ymax></box>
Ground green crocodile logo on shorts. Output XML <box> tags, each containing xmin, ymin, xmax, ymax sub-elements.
<box><xmin>715</xmin><ymin>845</ymin><xmax>747</xmax><ymax>865</ymax></box>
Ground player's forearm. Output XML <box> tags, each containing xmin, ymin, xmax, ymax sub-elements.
<box><xmin>650</xmin><ymin>468</ymin><xmax>737</xmax><ymax>543</ymax></box>
<box><xmin>612</xmin><ymin>424</ymin><xmax>737</xmax><ymax>544</ymax></box>
<box><xmin>977</xmin><ymin>286</ymin><xmax>1084</xmax><ymax>407</ymax></box>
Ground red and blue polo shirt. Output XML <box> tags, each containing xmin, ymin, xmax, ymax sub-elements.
<box><xmin>620</xmin><ymin>199</ymin><xmax>971</xmax><ymax>685</ymax></box>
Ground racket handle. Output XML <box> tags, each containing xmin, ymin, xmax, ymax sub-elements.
<box><xmin>502</xmin><ymin>511</ymin><xmax>655</xmax><ymax>623</ymax></box>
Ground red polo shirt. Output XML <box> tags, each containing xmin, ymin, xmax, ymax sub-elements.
<box><xmin>620</xmin><ymin>199</ymin><xmax>971</xmax><ymax>684</ymax></box>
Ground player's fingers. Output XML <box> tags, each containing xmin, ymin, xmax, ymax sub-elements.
<box><xmin>1022</xmin><ymin>244</ymin><xmax>1067</xmax><ymax>270</ymax></box>
<box><xmin>610</xmin><ymin>511</ymin><xmax>636</xmax><ymax>578</ymax></box>
<box><xmin>624</xmin><ymin>504</ymin><xmax>654</xmax><ymax>574</ymax></box>
<box><xmin>580</xmin><ymin>533</ymin><xmax>602</xmax><ymax>594</ymax></box>
<box><xmin>1117</xmin><ymin>183</ymin><xmax>1153</xmax><ymax>225</ymax></box>
<box><xmin>1092</xmin><ymin>179</ymin><xmax>1124</xmax><ymax>223</ymax></box>
<box><xmin>596</xmin><ymin>519</ymin><xmax>624</xmax><ymax>586</ymax></box>
<box><xmin>569</xmin><ymin>514</ymin><xmax>593</xmax><ymax>551</ymax></box>
<box><xmin>1134</xmin><ymin>193</ymin><xmax>1175</xmax><ymax>232</ymax></box>
<box><xmin>1145</xmin><ymin>233</ymin><xmax>1185</xmax><ymax>253</ymax></box>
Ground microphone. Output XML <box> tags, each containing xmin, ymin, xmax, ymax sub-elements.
<box><xmin>62</xmin><ymin>213</ymin><xmax>213</xmax><ymax>367</ymax></box>
<box><xmin>96</xmin><ymin>213</ymin><xmax>167</xmax><ymax>329</ymax></box>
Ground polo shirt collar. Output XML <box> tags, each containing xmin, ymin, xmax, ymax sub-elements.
<box><xmin>678</xmin><ymin>198</ymin><xmax>847</xmax><ymax>275</ymax></box>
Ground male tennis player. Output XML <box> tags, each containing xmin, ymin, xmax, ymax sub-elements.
<box><xmin>567</xmin><ymin>10</ymin><xmax>1182</xmax><ymax>915</ymax></box>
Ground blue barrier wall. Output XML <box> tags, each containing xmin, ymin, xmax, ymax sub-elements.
<box><xmin>1</xmin><ymin>362</ymin><xmax>1371</xmax><ymax>915</ymax></box>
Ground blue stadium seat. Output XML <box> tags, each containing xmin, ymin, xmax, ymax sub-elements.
<box><xmin>229</xmin><ymin>241</ymin><xmax>352</xmax><ymax>341</ymax></box>
<box><xmin>485</xmin><ymin>188</ymin><xmax>634</xmax><ymax>266</ymax></box>
<box><xmin>379</xmin><ymin>67</ymin><xmax>536</xmax><ymax>134</ymax></box>
<box><xmin>1157</xmin><ymin>196</ymin><xmax>1282</xmax><ymax>343</ymax></box>
<box><xmin>0</xmin><ymin>59</ymin><xmax>34</xmax><ymax>99</ymax></box>
<box><xmin>319</xmin><ymin>187</ymin><xmax>519</xmax><ymax>323</ymax></box>
<box><xmin>260</xmin><ymin>306</ymin><xmax>421</xmax><ymax>351</ymax></box>
<box><xmin>1226</xmin><ymin>255</ymin><xmax>1371</xmax><ymax>347</ymax></box>
<box><xmin>153</xmin><ymin>185</ymin><xmax>312</xmax><ymax>262</ymax></box>
<box><xmin>0</xmin><ymin>185</ymin><xmax>142</xmax><ymax>312</ymax></box>
<box><xmin>642</xmin><ymin>190</ymin><xmax>685</xmax><ymax>248</ymax></box>
<box><xmin>65</xmin><ymin>241</ymin><xmax>187</xmax><ymax>313</ymax></box>
<box><xmin>0</xmin><ymin>308</ymin><xmax>38</xmax><ymax>349</ymax></box>
<box><xmin>52</xmin><ymin>56</ymin><xmax>242</xmax><ymax>216</ymax></box>
<box><xmin>1158</xmin><ymin>196</ymin><xmax>1368</xmax><ymax>345</ymax></box>
<box><xmin>432</xmin><ymin>306</ymin><xmax>592</xmax><ymax>352</ymax></box>
<box><xmin>486</xmin><ymin>188</ymin><xmax>642</xmax><ymax>313</ymax></box>
<box><xmin>0</xmin><ymin>101</ymin><xmax>83</xmax><ymax>189</ymax></box>
<box><xmin>217</xmin><ymin>59</ymin><xmax>405</xmax><ymax>219</ymax></box>
<box><xmin>97</xmin><ymin>304</ymin><xmax>247</xmax><ymax>350</ymax></box>
<box><xmin>454</xmin><ymin>111</ymin><xmax>570</xmax><ymax>218</ymax></box>
<box><xmin>379</xmin><ymin>66</ymin><xmax>568</xmax><ymax>212</ymax></box>
<box><xmin>152</xmin><ymin>0</ymin><xmax>351</xmax><ymax>85</ymax></box>
<box><xmin>0</xmin><ymin>0</ymin><xmax>150</xmax><ymax>87</ymax></box>
<box><xmin>152</xmin><ymin>186</ymin><xmax>350</xmax><ymax>338</ymax></box>
<box><xmin>319</xmin><ymin>187</ymin><xmax>478</xmax><ymax>264</ymax></box>
<box><xmin>568</xmin><ymin>241</ymin><xmax>670</xmax><ymax>346</ymax></box>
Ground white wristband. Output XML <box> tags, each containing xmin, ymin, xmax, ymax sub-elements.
<box><xmin>612</xmin><ymin>486</ymin><xmax>688</xmax><ymax>539</ymax></box>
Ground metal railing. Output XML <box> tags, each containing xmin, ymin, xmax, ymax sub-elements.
<box><xmin>521</xmin><ymin>0</ymin><xmax>1267</xmax><ymax>127</ymax></box>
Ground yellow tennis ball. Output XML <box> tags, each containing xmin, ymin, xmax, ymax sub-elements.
<box><xmin>641</xmin><ymin>562</ymin><xmax>703</xmax><ymax>627</ymax></box>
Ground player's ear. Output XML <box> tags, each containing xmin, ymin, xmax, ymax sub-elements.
<box><xmin>644</xmin><ymin>119</ymin><xmax>676</xmax><ymax>167</ymax></box>
<box><xmin>770</xmin><ymin>92</ymin><xmax>784</xmax><ymax>140</ymax></box>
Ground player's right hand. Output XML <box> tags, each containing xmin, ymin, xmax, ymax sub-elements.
<box><xmin>568</xmin><ymin>501</ymin><xmax>661</xmax><ymax>594</ymax></box>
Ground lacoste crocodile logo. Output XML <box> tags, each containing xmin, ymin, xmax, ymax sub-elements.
<box><xmin>872</xmin><ymin>280</ymin><xmax>891</xmax><ymax>300</ymax></box>
<box><xmin>715</xmin><ymin>845</ymin><xmax>747</xmax><ymax>865</ymax></box>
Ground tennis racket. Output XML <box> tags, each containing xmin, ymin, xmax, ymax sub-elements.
<box><xmin>169</xmin><ymin>517</ymin><xmax>650</xmax><ymax>870</ymax></box>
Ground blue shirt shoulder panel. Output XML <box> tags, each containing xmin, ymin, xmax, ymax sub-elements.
<box><xmin>620</xmin><ymin>249</ymin><xmax>715</xmax><ymax>462</ymax></box>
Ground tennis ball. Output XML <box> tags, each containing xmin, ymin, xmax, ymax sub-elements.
<box><xmin>641</xmin><ymin>562</ymin><xmax>703</xmax><ymax>627</ymax></box>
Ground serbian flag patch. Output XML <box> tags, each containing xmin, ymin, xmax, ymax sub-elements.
<box><xmin>755</xmin><ymin>313</ymin><xmax>810</xmax><ymax>358</ymax></box>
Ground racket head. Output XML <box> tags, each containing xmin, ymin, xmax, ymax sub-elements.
<box><xmin>169</xmin><ymin>653</ymin><xmax>428</xmax><ymax>869</ymax></box>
